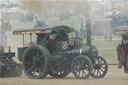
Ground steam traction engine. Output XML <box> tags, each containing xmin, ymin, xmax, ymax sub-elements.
<box><xmin>13</xmin><ymin>25</ymin><xmax>108</xmax><ymax>79</ymax></box>
<box><xmin>0</xmin><ymin>46</ymin><xmax>22</xmax><ymax>77</ymax></box>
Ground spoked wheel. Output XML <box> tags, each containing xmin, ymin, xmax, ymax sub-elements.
<box><xmin>71</xmin><ymin>55</ymin><xmax>93</xmax><ymax>79</ymax></box>
<box><xmin>22</xmin><ymin>45</ymin><xmax>51</xmax><ymax>79</ymax></box>
<box><xmin>49</xmin><ymin>66</ymin><xmax>70</xmax><ymax>78</ymax></box>
<box><xmin>91</xmin><ymin>56</ymin><xmax>108</xmax><ymax>78</ymax></box>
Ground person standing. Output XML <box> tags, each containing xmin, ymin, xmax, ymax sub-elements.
<box><xmin>104</xmin><ymin>31</ymin><xmax>108</xmax><ymax>42</ymax></box>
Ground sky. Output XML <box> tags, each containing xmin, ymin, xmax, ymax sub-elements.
<box><xmin>0</xmin><ymin>0</ymin><xmax>126</xmax><ymax>3</ymax></box>
<box><xmin>0</xmin><ymin>0</ymin><xmax>105</xmax><ymax>4</ymax></box>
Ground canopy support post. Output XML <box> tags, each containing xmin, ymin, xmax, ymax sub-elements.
<box><xmin>30</xmin><ymin>34</ymin><xmax>32</xmax><ymax>43</ymax></box>
<box><xmin>22</xmin><ymin>35</ymin><xmax>24</xmax><ymax>47</ymax></box>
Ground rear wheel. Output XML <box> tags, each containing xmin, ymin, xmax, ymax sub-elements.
<box><xmin>22</xmin><ymin>45</ymin><xmax>51</xmax><ymax>79</ymax></box>
<box><xmin>91</xmin><ymin>56</ymin><xmax>108</xmax><ymax>78</ymax></box>
<box><xmin>71</xmin><ymin>55</ymin><xmax>93</xmax><ymax>79</ymax></box>
<box><xmin>49</xmin><ymin>58</ymin><xmax>70</xmax><ymax>78</ymax></box>
<box><xmin>49</xmin><ymin>66</ymin><xmax>70</xmax><ymax>78</ymax></box>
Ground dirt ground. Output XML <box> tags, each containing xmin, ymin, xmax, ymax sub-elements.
<box><xmin>0</xmin><ymin>66</ymin><xmax>128</xmax><ymax>85</ymax></box>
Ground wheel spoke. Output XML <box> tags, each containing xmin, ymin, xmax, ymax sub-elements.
<box><xmin>33</xmin><ymin>55</ymin><xmax>36</xmax><ymax>60</ymax></box>
<box><xmin>76</xmin><ymin>60</ymin><xmax>81</xmax><ymax>66</ymax></box>
<box><xmin>27</xmin><ymin>66</ymin><xmax>35</xmax><ymax>72</ymax></box>
<box><xmin>99</xmin><ymin>68</ymin><xmax>104</xmax><ymax>73</ymax></box>
<box><xmin>84</xmin><ymin>64</ymin><xmax>89</xmax><ymax>69</ymax></box>
<box><xmin>39</xmin><ymin>59</ymin><xmax>45</xmax><ymax>65</ymax></box>
<box><xmin>101</xmin><ymin>66</ymin><xmax>105</xmax><ymax>69</ymax></box>
<box><xmin>35</xmin><ymin>52</ymin><xmax>39</xmax><ymax>60</ymax></box>
<box><xmin>96</xmin><ymin>70</ymin><xmax>99</xmax><ymax>77</ymax></box>
<box><xmin>74</xmin><ymin>67</ymin><xmax>79</xmax><ymax>73</ymax></box>
<box><xmin>32</xmin><ymin>49</ymin><xmax>37</xmax><ymax>56</ymax></box>
<box><xmin>78</xmin><ymin>70</ymin><xmax>81</xmax><ymax>76</ymax></box>
<box><xmin>37</xmin><ymin>56</ymin><xmax>43</xmax><ymax>61</ymax></box>
<box><xmin>82</xmin><ymin>70</ymin><xmax>87</xmax><ymax>76</ymax></box>
<box><xmin>98</xmin><ymin>59</ymin><xmax>102</xmax><ymax>64</ymax></box>
<box><xmin>81</xmin><ymin>59</ymin><xmax>86</xmax><ymax>66</ymax></box>
<box><xmin>38</xmin><ymin>67</ymin><xmax>42</xmax><ymax>74</ymax></box>
<box><xmin>98</xmin><ymin>69</ymin><xmax>101</xmax><ymax>76</ymax></box>
<box><xmin>26</xmin><ymin>53</ymin><xmax>31</xmax><ymax>57</ymax></box>
<box><xmin>34</xmin><ymin>67</ymin><xmax>38</xmax><ymax>73</ymax></box>
<box><xmin>100</xmin><ymin>63</ymin><xmax>105</xmax><ymax>67</ymax></box>
<box><xmin>92</xmin><ymin>69</ymin><xmax>96</xmax><ymax>74</ymax></box>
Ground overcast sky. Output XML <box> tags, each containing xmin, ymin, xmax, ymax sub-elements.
<box><xmin>0</xmin><ymin>0</ymin><xmax>103</xmax><ymax>3</ymax></box>
<box><xmin>0</xmin><ymin>0</ymin><xmax>126</xmax><ymax>4</ymax></box>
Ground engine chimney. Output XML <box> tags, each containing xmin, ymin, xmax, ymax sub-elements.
<box><xmin>86</xmin><ymin>23</ymin><xmax>91</xmax><ymax>45</ymax></box>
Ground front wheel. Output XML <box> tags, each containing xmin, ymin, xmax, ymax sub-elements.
<box><xmin>91</xmin><ymin>56</ymin><xmax>108</xmax><ymax>78</ymax></box>
<box><xmin>71</xmin><ymin>55</ymin><xmax>93</xmax><ymax>79</ymax></box>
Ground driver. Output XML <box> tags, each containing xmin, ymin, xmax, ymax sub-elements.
<box><xmin>55</xmin><ymin>30</ymin><xmax>68</xmax><ymax>41</ymax></box>
<box><xmin>46</xmin><ymin>35</ymin><xmax>55</xmax><ymax>46</ymax></box>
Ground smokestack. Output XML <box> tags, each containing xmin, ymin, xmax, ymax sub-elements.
<box><xmin>86</xmin><ymin>23</ymin><xmax>91</xmax><ymax>45</ymax></box>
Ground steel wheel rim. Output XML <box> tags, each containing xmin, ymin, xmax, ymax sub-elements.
<box><xmin>92</xmin><ymin>56</ymin><xmax>107</xmax><ymax>78</ymax></box>
<box><xmin>23</xmin><ymin>48</ymin><xmax>45</xmax><ymax>78</ymax></box>
<box><xmin>72</xmin><ymin>57</ymin><xmax>91</xmax><ymax>79</ymax></box>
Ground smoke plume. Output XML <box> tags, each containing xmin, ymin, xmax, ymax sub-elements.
<box><xmin>19</xmin><ymin>0</ymin><xmax>92</xmax><ymax>24</ymax></box>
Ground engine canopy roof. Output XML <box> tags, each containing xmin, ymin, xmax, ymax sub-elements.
<box><xmin>13</xmin><ymin>25</ymin><xmax>75</xmax><ymax>35</ymax></box>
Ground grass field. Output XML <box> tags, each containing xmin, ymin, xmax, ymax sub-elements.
<box><xmin>92</xmin><ymin>39</ymin><xmax>121</xmax><ymax>64</ymax></box>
